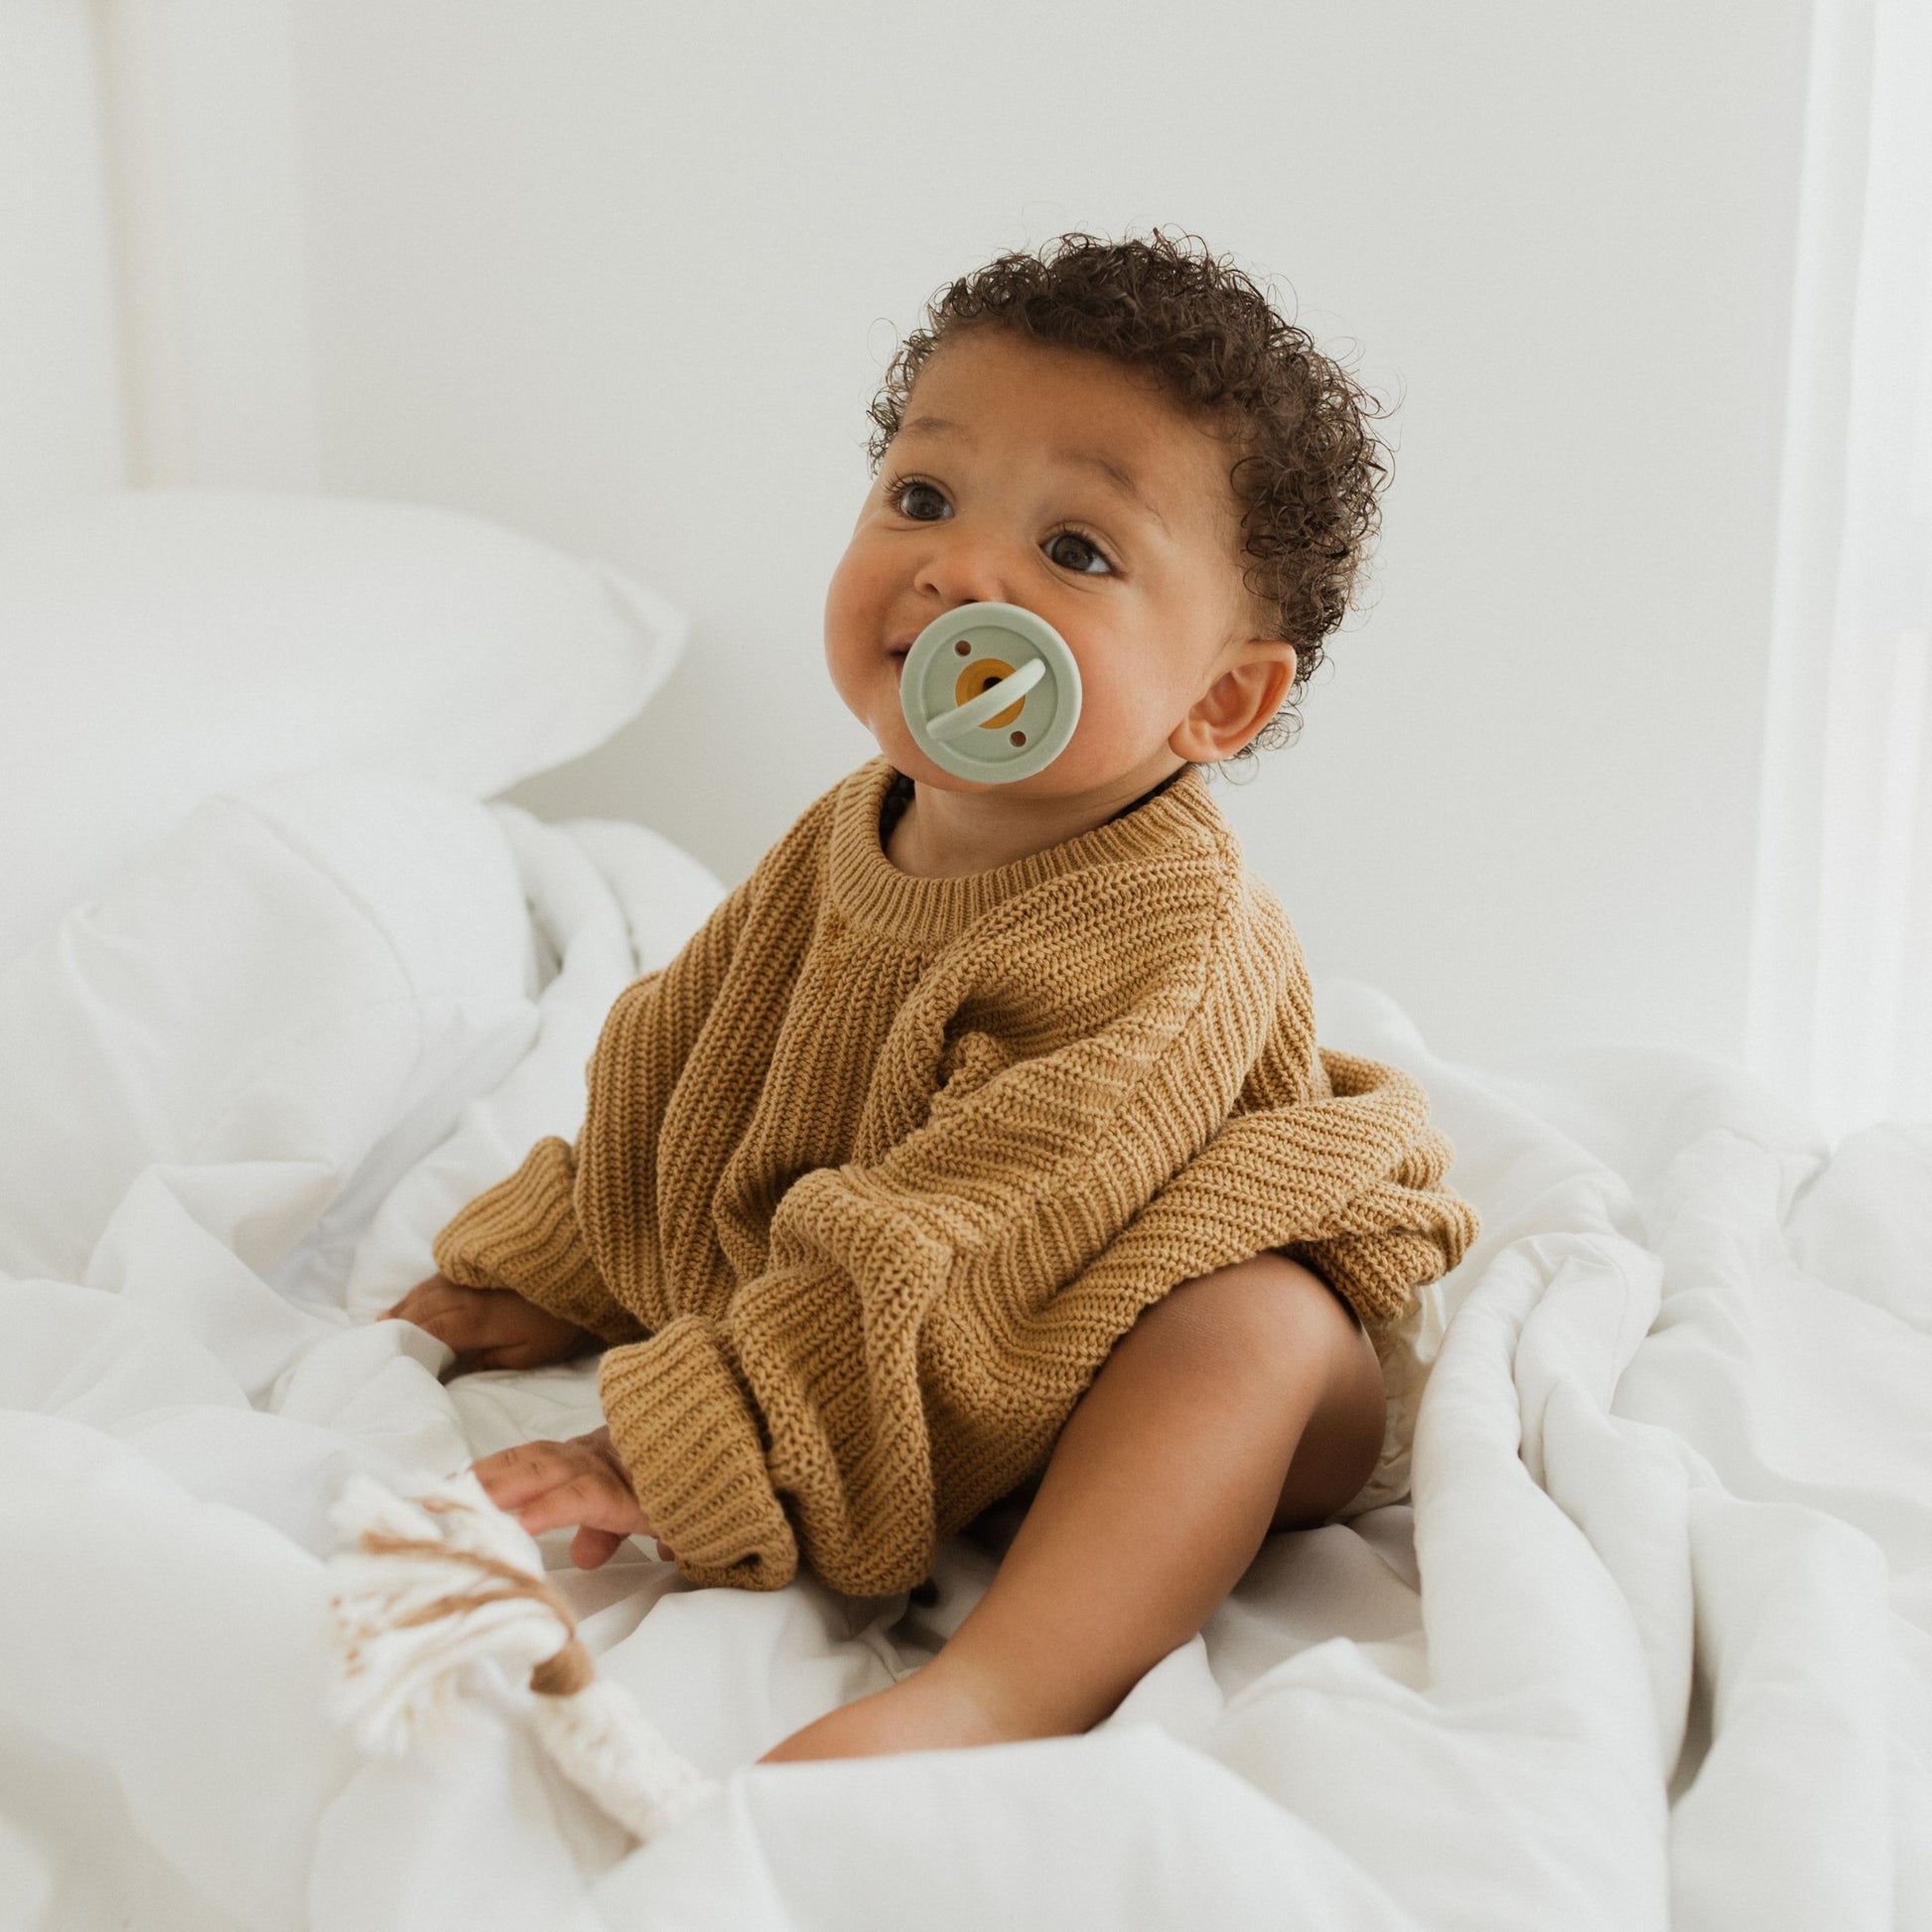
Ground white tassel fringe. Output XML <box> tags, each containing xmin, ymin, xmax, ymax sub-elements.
<box><xmin>326</xmin><ymin>1467</ymin><xmax>719</xmax><ymax>1844</ymax></box>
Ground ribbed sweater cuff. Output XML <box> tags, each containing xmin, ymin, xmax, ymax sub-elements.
<box><xmin>431</xmin><ymin>1137</ymin><xmax>643</xmax><ymax>1346</ymax></box>
<box><xmin>599</xmin><ymin>1316</ymin><xmax>799</xmax><ymax>1591</ymax></box>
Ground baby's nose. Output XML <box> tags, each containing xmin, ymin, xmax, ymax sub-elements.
<box><xmin>911</xmin><ymin>535</ymin><xmax>1020</xmax><ymax>612</ymax></box>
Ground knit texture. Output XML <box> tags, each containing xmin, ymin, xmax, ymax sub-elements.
<box><xmin>434</xmin><ymin>757</ymin><xmax>1479</xmax><ymax>1595</ymax></box>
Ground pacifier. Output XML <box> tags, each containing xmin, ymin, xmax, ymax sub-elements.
<box><xmin>897</xmin><ymin>602</ymin><xmax>1082</xmax><ymax>783</ymax></box>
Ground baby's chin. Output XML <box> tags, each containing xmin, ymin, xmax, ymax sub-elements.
<box><xmin>871</xmin><ymin>744</ymin><xmax>1151</xmax><ymax>812</ymax></box>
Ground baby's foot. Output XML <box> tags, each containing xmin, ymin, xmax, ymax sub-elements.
<box><xmin>759</xmin><ymin>1659</ymin><xmax>1019</xmax><ymax>1762</ymax></box>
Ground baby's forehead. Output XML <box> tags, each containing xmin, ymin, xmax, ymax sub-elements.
<box><xmin>910</xmin><ymin>329</ymin><xmax>1189</xmax><ymax>420</ymax></box>
<box><xmin>904</xmin><ymin>342</ymin><xmax>1232</xmax><ymax>483</ymax></box>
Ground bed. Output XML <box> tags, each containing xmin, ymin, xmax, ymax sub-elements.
<box><xmin>1</xmin><ymin>496</ymin><xmax>1928</xmax><ymax>1932</ymax></box>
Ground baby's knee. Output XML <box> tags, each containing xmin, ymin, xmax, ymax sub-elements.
<box><xmin>1133</xmin><ymin>1251</ymin><xmax>1364</xmax><ymax>1403</ymax></box>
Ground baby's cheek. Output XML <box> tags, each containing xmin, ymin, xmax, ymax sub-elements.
<box><xmin>826</xmin><ymin>528</ymin><xmax>903</xmax><ymax>639</ymax></box>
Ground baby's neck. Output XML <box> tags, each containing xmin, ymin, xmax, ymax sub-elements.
<box><xmin>885</xmin><ymin>758</ymin><xmax>1187</xmax><ymax>880</ymax></box>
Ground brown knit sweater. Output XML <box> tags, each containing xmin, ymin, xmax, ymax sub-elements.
<box><xmin>433</xmin><ymin>756</ymin><xmax>1479</xmax><ymax>1595</ymax></box>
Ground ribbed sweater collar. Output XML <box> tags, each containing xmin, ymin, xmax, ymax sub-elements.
<box><xmin>826</xmin><ymin>756</ymin><xmax>1233</xmax><ymax>948</ymax></box>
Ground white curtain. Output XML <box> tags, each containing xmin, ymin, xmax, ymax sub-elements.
<box><xmin>1747</xmin><ymin>0</ymin><xmax>1932</xmax><ymax>1147</ymax></box>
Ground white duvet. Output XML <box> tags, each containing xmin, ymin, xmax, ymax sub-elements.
<box><xmin>1</xmin><ymin>769</ymin><xmax>1927</xmax><ymax>1932</ymax></box>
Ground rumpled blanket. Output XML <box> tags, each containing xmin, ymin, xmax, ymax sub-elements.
<box><xmin>1</xmin><ymin>769</ymin><xmax>1926</xmax><ymax>1931</ymax></box>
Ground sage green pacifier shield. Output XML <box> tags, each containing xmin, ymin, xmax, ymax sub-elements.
<box><xmin>897</xmin><ymin>602</ymin><xmax>1082</xmax><ymax>783</ymax></box>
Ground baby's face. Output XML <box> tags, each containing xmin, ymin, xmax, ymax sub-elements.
<box><xmin>825</xmin><ymin>328</ymin><xmax>1286</xmax><ymax>800</ymax></box>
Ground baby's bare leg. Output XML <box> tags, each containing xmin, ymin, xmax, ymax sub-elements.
<box><xmin>760</xmin><ymin>1252</ymin><xmax>1385</xmax><ymax>1761</ymax></box>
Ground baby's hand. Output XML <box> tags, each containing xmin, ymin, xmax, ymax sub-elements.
<box><xmin>378</xmin><ymin>1273</ymin><xmax>601</xmax><ymax>1380</ymax></box>
<box><xmin>470</xmin><ymin>1427</ymin><xmax>673</xmax><ymax>1571</ymax></box>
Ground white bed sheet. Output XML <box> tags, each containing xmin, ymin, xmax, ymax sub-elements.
<box><xmin>1</xmin><ymin>769</ymin><xmax>1927</xmax><ymax>1932</ymax></box>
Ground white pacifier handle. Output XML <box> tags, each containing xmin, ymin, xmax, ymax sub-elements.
<box><xmin>926</xmin><ymin>655</ymin><xmax>1046</xmax><ymax>741</ymax></box>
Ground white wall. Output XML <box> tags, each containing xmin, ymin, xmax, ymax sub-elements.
<box><xmin>0</xmin><ymin>0</ymin><xmax>126</xmax><ymax>519</ymax></box>
<box><xmin>89</xmin><ymin>0</ymin><xmax>320</xmax><ymax>489</ymax></box>
<box><xmin>281</xmin><ymin>0</ymin><xmax>1809</xmax><ymax>1071</ymax></box>
<box><xmin>0</xmin><ymin>0</ymin><xmax>316</xmax><ymax>516</ymax></box>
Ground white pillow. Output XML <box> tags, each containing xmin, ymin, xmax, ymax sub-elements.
<box><xmin>0</xmin><ymin>770</ymin><xmax>537</xmax><ymax>1289</ymax></box>
<box><xmin>0</xmin><ymin>488</ymin><xmax>684</xmax><ymax>968</ymax></box>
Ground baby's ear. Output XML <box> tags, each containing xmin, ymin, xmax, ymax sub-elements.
<box><xmin>1171</xmin><ymin>642</ymin><xmax>1297</xmax><ymax>762</ymax></box>
<box><xmin>1224</xmin><ymin>637</ymin><xmax>1297</xmax><ymax>693</ymax></box>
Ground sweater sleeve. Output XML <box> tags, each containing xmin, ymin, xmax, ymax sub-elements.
<box><xmin>432</xmin><ymin>1133</ymin><xmax>642</xmax><ymax>1343</ymax></box>
<box><xmin>1074</xmin><ymin>1041</ymin><xmax>1479</xmax><ymax>1330</ymax></box>
<box><xmin>430</xmin><ymin>871</ymin><xmax>757</xmax><ymax>1343</ymax></box>
<box><xmin>595</xmin><ymin>885</ymin><xmax>1476</xmax><ymax>1596</ymax></box>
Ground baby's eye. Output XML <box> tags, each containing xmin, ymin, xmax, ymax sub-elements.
<box><xmin>1044</xmin><ymin>530</ymin><xmax>1112</xmax><ymax>576</ymax></box>
<box><xmin>893</xmin><ymin>481</ymin><xmax>951</xmax><ymax>522</ymax></box>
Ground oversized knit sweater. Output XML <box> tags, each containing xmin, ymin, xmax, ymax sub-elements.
<box><xmin>433</xmin><ymin>755</ymin><xmax>1479</xmax><ymax>1595</ymax></box>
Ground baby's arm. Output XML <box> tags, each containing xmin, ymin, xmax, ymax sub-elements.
<box><xmin>426</xmin><ymin>867</ymin><xmax>760</xmax><ymax>1340</ymax></box>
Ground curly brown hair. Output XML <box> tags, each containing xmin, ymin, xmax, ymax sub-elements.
<box><xmin>867</xmin><ymin>229</ymin><xmax>1392</xmax><ymax>764</ymax></box>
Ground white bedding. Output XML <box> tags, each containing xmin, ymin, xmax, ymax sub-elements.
<box><xmin>1</xmin><ymin>770</ymin><xmax>1927</xmax><ymax>1932</ymax></box>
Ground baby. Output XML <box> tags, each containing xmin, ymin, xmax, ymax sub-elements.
<box><xmin>380</xmin><ymin>231</ymin><xmax>1478</xmax><ymax>1763</ymax></box>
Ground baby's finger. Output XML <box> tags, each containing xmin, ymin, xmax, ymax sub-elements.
<box><xmin>428</xmin><ymin>1338</ymin><xmax>483</xmax><ymax>1384</ymax></box>
<box><xmin>413</xmin><ymin>1311</ymin><xmax>494</xmax><ymax>1363</ymax></box>
<box><xmin>378</xmin><ymin>1277</ymin><xmax>447</xmax><ymax>1323</ymax></box>
<box><xmin>571</xmin><ymin>1525</ymin><xmax>623</xmax><ymax>1569</ymax></box>
<box><xmin>508</xmin><ymin>1470</ymin><xmax>616</xmax><ymax>1537</ymax></box>
<box><xmin>441</xmin><ymin>1347</ymin><xmax>511</xmax><ymax>1382</ymax></box>
<box><xmin>469</xmin><ymin>1441</ymin><xmax>576</xmax><ymax>1507</ymax></box>
<box><xmin>471</xmin><ymin>1338</ymin><xmax>545</xmax><ymax>1374</ymax></box>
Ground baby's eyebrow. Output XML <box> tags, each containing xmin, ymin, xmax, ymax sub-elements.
<box><xmin>897</xmin><ymin>414</ymin><xmax>1171</xmax><ymax>536</ymax></box>
<box><xmin>1052</xmin><ymin>449</ymin><xmax>1171</xmax><ymax>536</ymax></box>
